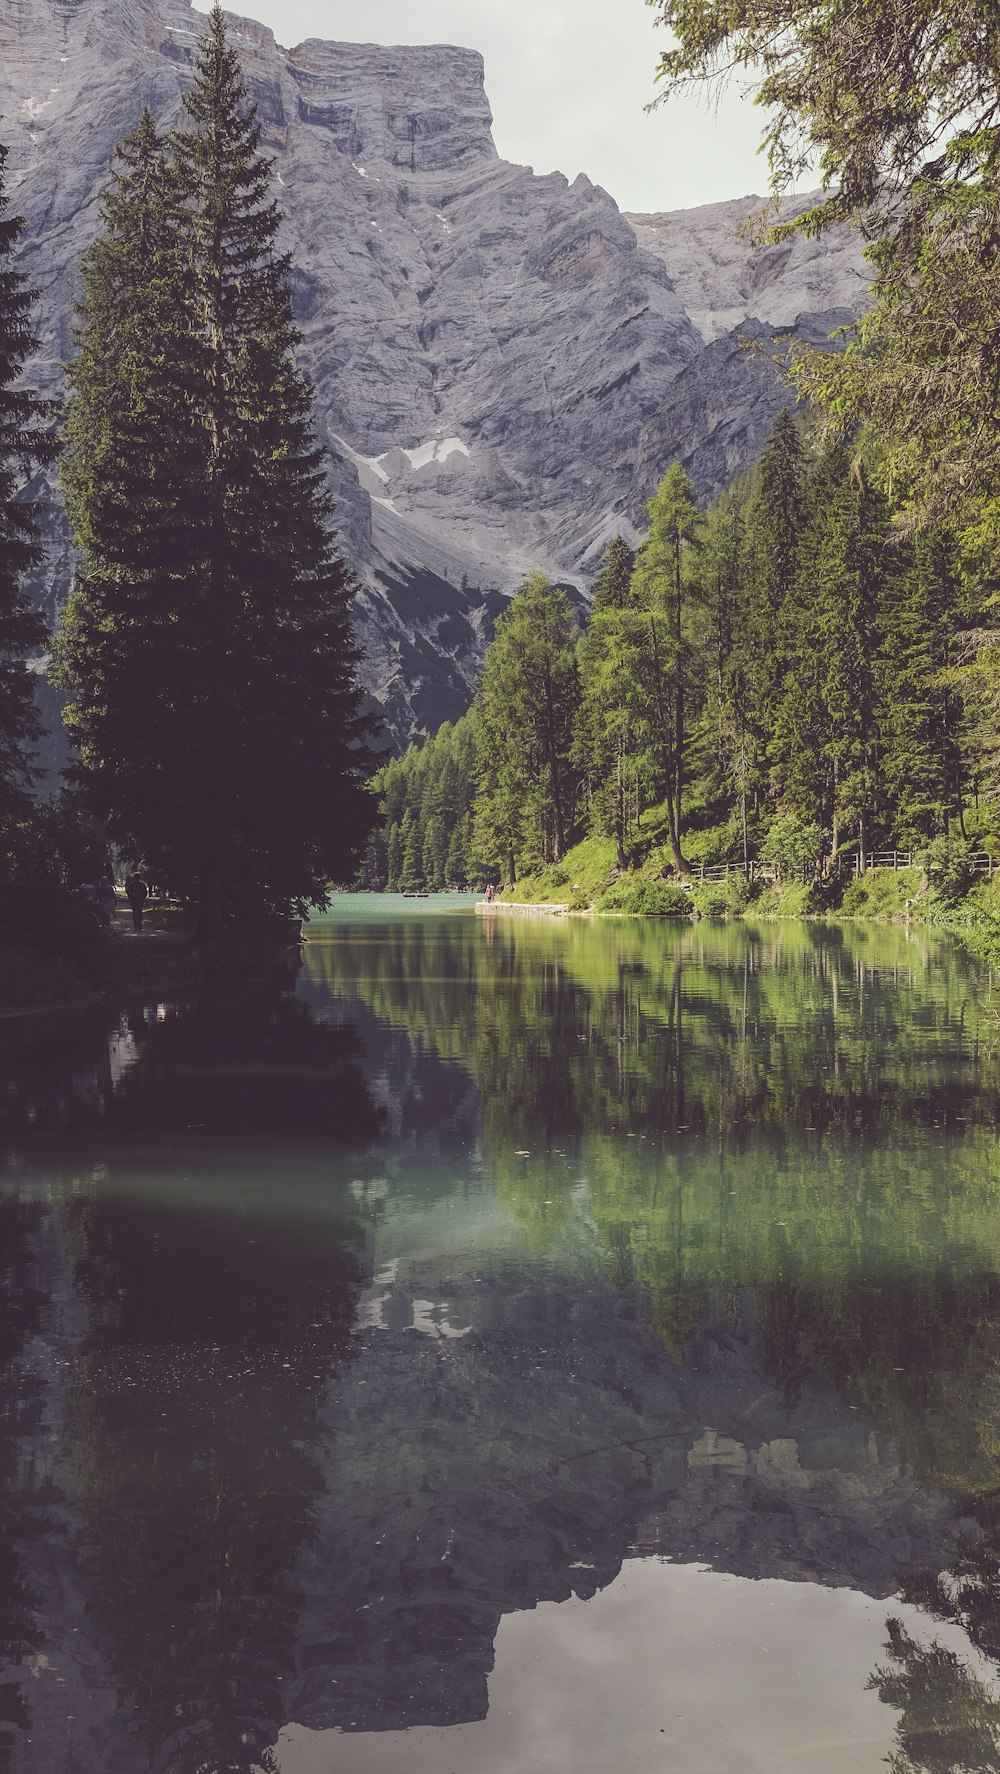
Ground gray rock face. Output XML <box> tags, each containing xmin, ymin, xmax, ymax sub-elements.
<box><xmin>1</xmin><ymin>0</ymin><xmax>868</xmax><ymax>741</ymax></box>
<box><xmin>628</xmin><ymin>193</ymin><xmax>869</xmax><ymax>345</ymax></box>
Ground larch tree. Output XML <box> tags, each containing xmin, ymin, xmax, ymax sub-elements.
<box><xmin>55</xmin><ymin>8</ymin><xmax>376</xmax><ymax>935</ymax></box>
<box><xmin>0</xmin><ymin>139</ymin><xmax>56</xmax><ymax>821</ymax></box>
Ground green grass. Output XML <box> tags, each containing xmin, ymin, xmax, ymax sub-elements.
<box><xmin>839</xmin><ymin>866</ymin><xmax>924</xmax><ymax>920</ymax></box>
<box><xmin>502</xmin><ymin>834</ymin><xmax>619</xmax><ymax>909</ymax></box>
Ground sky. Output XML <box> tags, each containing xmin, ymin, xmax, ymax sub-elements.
<box><xmin>191</xmin><ymin>0</ymin><xmax>770</xmax><ymax>215</ymax></box>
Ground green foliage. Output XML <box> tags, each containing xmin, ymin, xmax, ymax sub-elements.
<box><xmin>916</xmin><ymin>837</ymin><xmax>975</xmax><ymax>907</ymax></box>
<box><xmin>840</xmin><ymin>868</ymin><xmax>924</xmax><ymax>920</ymax></box>
<box><xmin>365</xmin><ymin>710</ymin><xmax>484</xmax><ymax>892</ymax></box>
<box><xmin>630</xmin><ymin>462</ymin><xmax>704</xmax><ymax>866</ymax></box>
<box><xmin>760</xmin><ymin>813</ymin><xmax>824</xmax><ymax>875</ymax></box>
<box><xmin>599</xmin><ymin>877</ymin><xmax>691</xmax><ymax>916</ymax></box>
<box><xmin>648</xmin><ymin>0</ymin><xmax>1000</xmax><ymax>541</ymax></box>
<box><xmin>474</xmin><ymin>570</ymin><xmax>581</xmax><ymax>878</ymax></box>
<box><xmin>750</xmin><ymin>879</ymin><xmax>822</xmax><ymax>919</ymax></box>
<box><xmin>689</xmin><ymin>873</ymin><xmax>757</xmax><ymax>918</ymax></box>
<box><xmin>367</xmin><ymin>414</ymin><xmax>1000</xmax><ymax>917</ymax></box>
<box><xmin>54</xmin><ymin>11</ymin><xmax>376</xmax><ymax>936</ymax></box>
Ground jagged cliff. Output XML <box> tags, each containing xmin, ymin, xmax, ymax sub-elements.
<box><xmin>0</xmin><ymin>0</ymin><xmax>867</xmax><ymax>738</ymax></box>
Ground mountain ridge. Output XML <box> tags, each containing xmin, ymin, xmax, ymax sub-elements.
<box><xmin>1</xmin><ymin>0</ymin><xmax>867</xmax><ymax>741</ymax></box>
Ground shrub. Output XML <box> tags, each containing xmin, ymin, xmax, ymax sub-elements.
<box><xmin>678</xmin><ymin>822</ymin><xmax>742</xmax><ymax>867</ymax></box>
<box><xmin>915</xmin><ymin>836</ymin><xmax>974</xmax><ymax>907</ymax></box>
<box><xmin>760</xmin><ymin>813</ymin><xmax>825</xmax><ymax>877</ymax></box>
<box><xmin>600</xmin><ymin>877</ymin><xmax>692</xmax><ymax>916</ymax></box>
<box><xmin>690</xmin><ymin>873</ymin><xmax>757</xmax><ymax>918</ymax></box>
<box><xmin>839</xmin><ymin>867</ymin><xmax>922</xmax><ymax>919</ymax></box>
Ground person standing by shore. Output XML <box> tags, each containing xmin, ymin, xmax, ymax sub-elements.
<box><xmin>124</xmin><ymin>871</ymin><xmax>148</xmax><ymax>933</ymax></box>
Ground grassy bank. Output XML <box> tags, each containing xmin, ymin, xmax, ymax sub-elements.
<box><xmin>495</xmin><ymin>834</ymin><xmax>1000</xmax><ymax>956</ymax></box>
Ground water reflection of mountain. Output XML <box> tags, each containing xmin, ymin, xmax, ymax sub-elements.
<box><xmin>286</xmin><ymin>1265</ymin><xmax>973</xmax><ymax>1735</ymax></box>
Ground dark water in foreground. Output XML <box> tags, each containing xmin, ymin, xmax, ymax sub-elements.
<box><xmin>4</xmin><ymin>900</ymin><xmax>1000</xmax><ymax>1771</ymax></box>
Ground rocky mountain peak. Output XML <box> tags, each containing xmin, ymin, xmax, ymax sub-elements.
<box><xmin>2</xmin><ymin>0</ymin><xmax>869</xmax><ymax>745</ymax></box>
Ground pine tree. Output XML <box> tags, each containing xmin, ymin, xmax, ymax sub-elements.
<box><xmin>690</xmin><ymin>493</ymin><xmax>751</xmax><ymax>858</ymax></box>
<box><xmin>577</xmin><ymin>595</ymin><xmax>650</xmax><ymax>869</ymax></box>
<box><xmin>474</xmin><ymin>571</ymin><xmax>580</xmax><ymax>876</ymax></box>
<box><xmin>776</xmin><ymin>447</ymin><xmax>889</xmax><ymax>857</ymax></box>
<box><xmin>630</xmin><ymin>463</ymin><xmax>703</xmax><ymax>871</ymax></box>
<box><xmin>0</xmin><ymin>140</ymin><xmax>56</xmax><ymax>820</ymax></box>
<box><xmin>740</xmin><ymin>408</ymin><xmax>808</xmax><ymax>808</ymax></box>
<box><xmin>879</xmin><ymin>528</ymin><xmax>966</xmax><ymax>841</ymax></box>
<box><xmin>55</xmin><ymin>10</ymin><xmax>376</xmax><ymax>935</ymax></box>
<box><xmin>591</xmin><ymin>534</ymin><xmax>635</xmax><ymax>612</ymax></box>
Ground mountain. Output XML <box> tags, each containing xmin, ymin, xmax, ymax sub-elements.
<box><xmin>0</xmin><ymin>0</ymin><xmax>868</xmax><ymax>742</ymax></box>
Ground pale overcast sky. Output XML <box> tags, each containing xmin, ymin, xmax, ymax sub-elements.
<box><xmin>196</xmin><ymin>0</ymin><xmax>770</xmax><ymax>215</ymax></box>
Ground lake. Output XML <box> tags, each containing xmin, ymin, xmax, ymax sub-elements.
<box><xmin>3</xmin><ymin>898</ymin><xmax>1000</xmax><ymax>1772</ymax></box>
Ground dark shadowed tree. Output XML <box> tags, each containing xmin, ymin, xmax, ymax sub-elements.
<box><xmin>54</xmin><ymin>11</ymin><xmax>376</xmax><ymax>935</ymax></box>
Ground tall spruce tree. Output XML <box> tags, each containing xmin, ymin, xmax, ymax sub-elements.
<box><xmin>55</xmin><ymin>10</ymin><xmax>376</xmax><ymax>934</ymax></box>
<box><xmin>630</xmin><ymin>463</ymin><xmax>703</xmax><ymax>872</ymax></box>
<box><xmin>577</xmin><ymin>538</ymin><xmax>648</xmax><ymax>869</ymax></box>
<box><xmin>878</xmin><ymin>528</ymin><xmax>966</xmax><ymax>841</ymax></box>
<box><xmin>0</xmin><ymin>140</ymin><xmax>55</xmax><ymax>819</ymax></box>
<box><xmin>474</xmin><ymin>571</ymin><xmax>580</xmax><ymax>878</ymax></box>
<box><xmin>742</xmin><ymin>409</ymin><xmax>806</xmax><ymax>733</ymax></box>
<box><xmin>776</xmin><ymin>447</ymin><xmax>889</xmax><ymax>857</ymax></box>
<box><xmin>591</xmin><ymin>534</ymin><xmax>635</xmax><ymax>612</ymax></box>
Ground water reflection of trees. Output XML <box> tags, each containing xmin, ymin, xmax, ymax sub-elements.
<box><xmin>0</xmin><ymin>1198</ymin><xmax>51</xmax><ymax>1773</ymax></box>
<box><xmin>304</xmin><ymin>916</ymin><xmax>994</xmax><ymax>1155</ymax></box>
<box><xmin>62</xmin><ymin>1181</ymin><xmax>365</xmax><ymax>1774</ymax></box>
<box><xmin>305</xmin><ymin>916</ymin><xmax>1000</xmax><ymax>1487</ymax></box>
<box><xmin>0</xmin><ymin>988</ymin><xmax>384</xmax><ymax>1150</ymax></box>
<box><xmin>1</xmin><ymin>986</ymin><xmax>379</xmax><ymax>1773</ymax></box>
<box><xmin>867</xmin><ymin>1503</ymin><xmax>1000</xmax><ymax>1773</ymax></box>
<box><xmin>869</xmin><ymin>1614</ymin><xmax>1000</xmax><ymax>1774</ymax></box>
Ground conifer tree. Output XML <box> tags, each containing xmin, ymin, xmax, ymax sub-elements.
<box><xmin>776</xmin><ymin>447</ymin><xmax>889</xmax><ymax>857</ymax></box>
<box><xmin>0</xmin><ymin>140</ymin><xmax>56</xmax><ymax>819</ymax></box>
<box><xmin>879</xmin><ymin>529</ymin><xmax>966</xmax><ymax>841</ymax></box>
<box><xmin>690</xmin><ymin>494</ymin><xmax>752</xmax><ymax>858</ymax></box>
<box><xmin>576</xmin><ymin>537</ymin><xmax>645</xmax><ymax>867</ymax></box>
<box><xmin>475</xmin><ymin>571</ymin><xmax>580</xmax><ymax>876</ymax></box>
<box><xmin>630</xmin><ymin>463</ymin><xmax>703</xmax><ymax>871</ymax></box>
<box><xmin>55</xmin><ymin>10</ymin><xmax>376</xmax><ymax>934</ymax></box>
<box><xmin>739</xmin><ymin>408</ymin><xmax>807</xmax><ymax>810</ymax></box>
<box><xmin>591</xmin><ymin>534</ymin><xmax>635</xmax><ymax>612</ymax></box>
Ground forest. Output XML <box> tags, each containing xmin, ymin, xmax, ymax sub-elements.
<box><xmin>365</xmin><ymin>0</ymin><xmax>1000</xmax><ymax>917</ymax></box>
<box><xmin>362</xmin><ymin>419</ymin><xmax>995</xmax><ymax>907</ymax></box>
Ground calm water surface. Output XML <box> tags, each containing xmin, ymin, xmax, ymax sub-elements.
<box><xmin>3</xmin><ymin>899</ymin><xmax>1000</xmax><ymax>1771</ymax></box>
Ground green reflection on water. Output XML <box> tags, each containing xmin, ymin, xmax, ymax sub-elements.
<box><xmin>304</xmin><ymin>913</ymin><xmax>1000</xmax><ymax>1498</ymax></box>
<box><xmin>5</xmin><ymin>911</ymin><xmax>1000</xmax><ymax>1771</ymax></box>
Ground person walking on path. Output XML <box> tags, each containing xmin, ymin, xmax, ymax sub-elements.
<box><xmin>96</xmin><ymin>875</ymin><xmax>117</xmax><ymax>927</ymax></box>
<box><xmin>124</xmin><ymin>871</ymin><xmax>148</xmax><ymax>933</ymax></box>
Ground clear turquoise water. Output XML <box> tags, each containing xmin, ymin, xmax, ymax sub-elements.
<box><xmin>2</xmin><ymin>904</ymin><xmax>1000</xmax><ymax>1772</ymax></box>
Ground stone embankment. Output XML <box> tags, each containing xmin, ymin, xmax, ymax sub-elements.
<box><xmin>475</xmin><ymin>901</ymin><xmax>568</xmax><ymax>917</ymax></box>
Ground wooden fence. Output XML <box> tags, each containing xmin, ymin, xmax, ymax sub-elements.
<box><xmin>688</xmin><ymin>851</ymin><xmax>1000</xmax><ymax>884</ymax></box>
